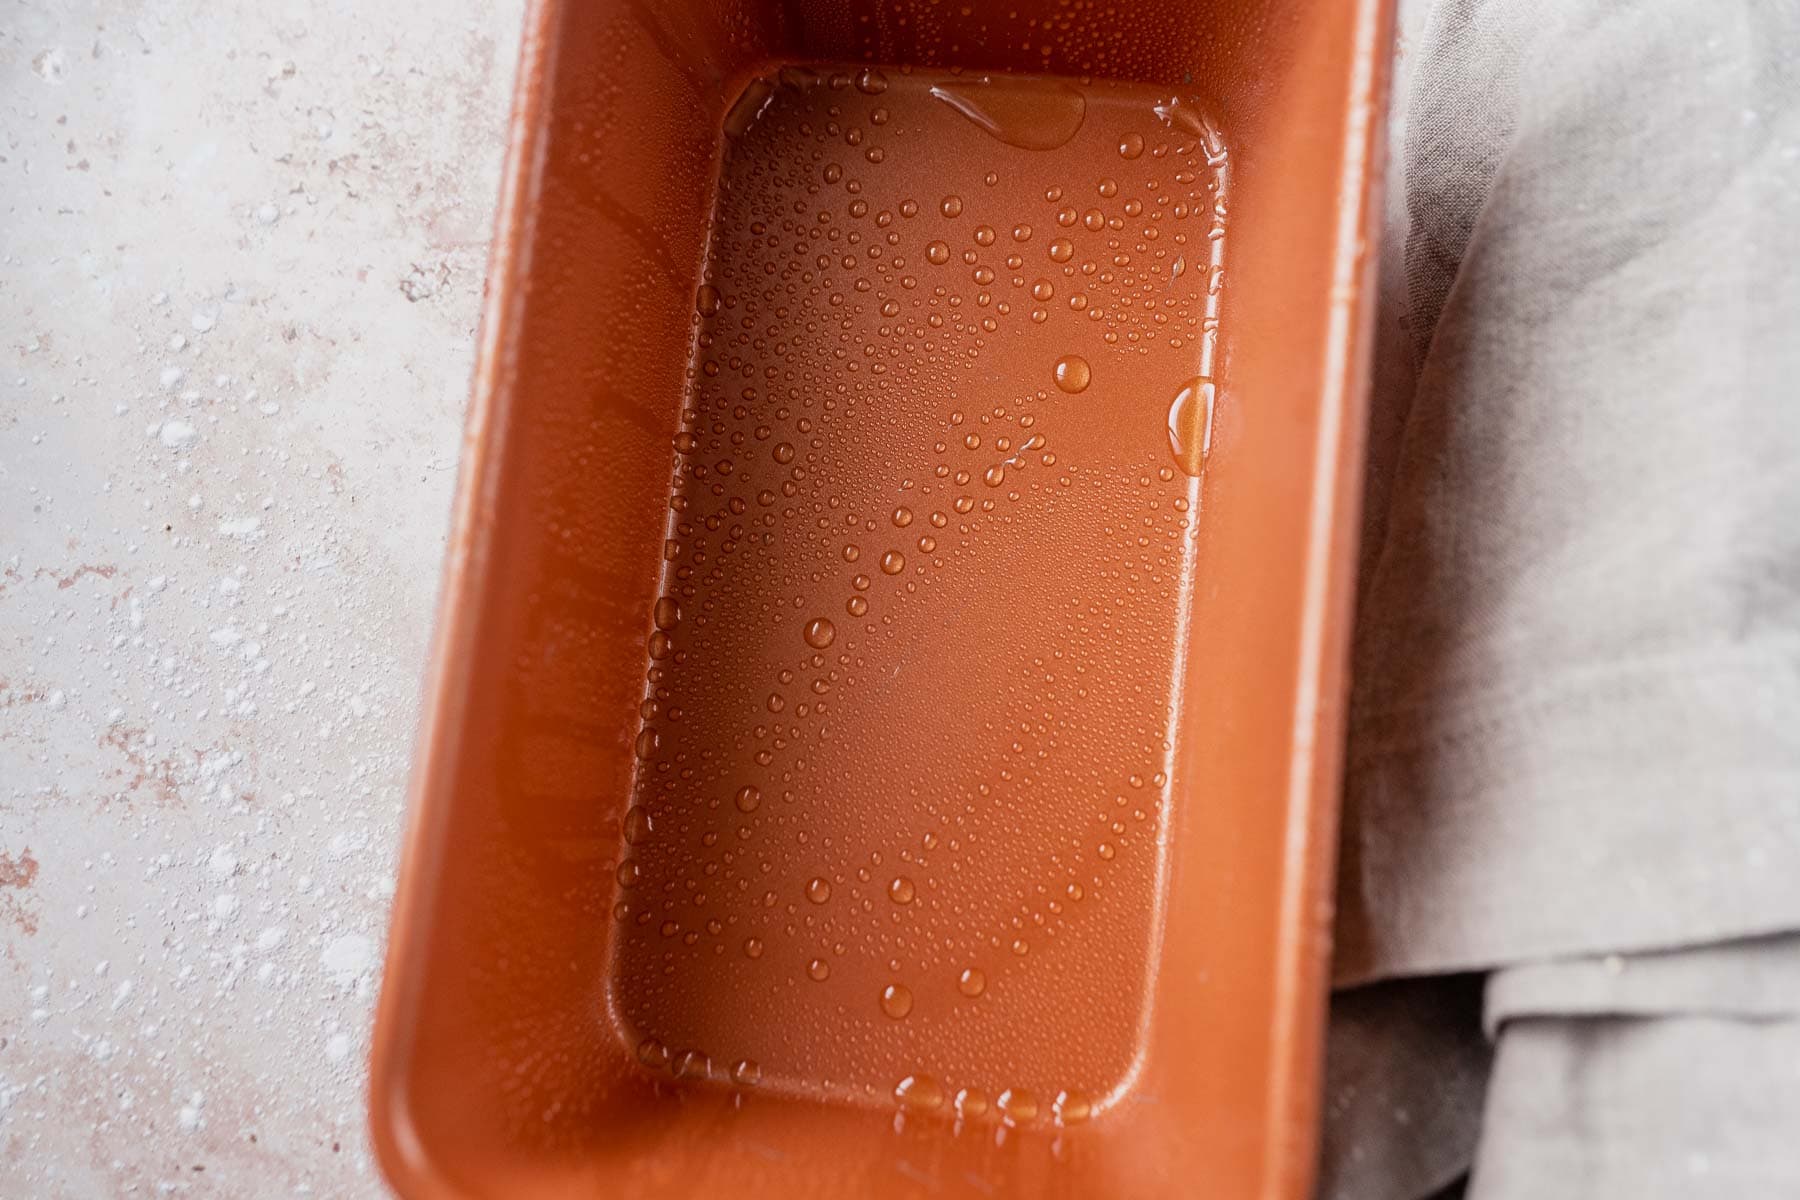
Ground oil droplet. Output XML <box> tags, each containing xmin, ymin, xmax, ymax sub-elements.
<box><xmin>1054</xmin><ymin>1089</ymin><xmax>1093</xmax><ymax>1125</ymax></box>
<box><xmin>1119</xmin><ymin>132</ymin><xmax>1145</xmax><ymax>159</ymax></box>
<box><xmin>1097</xmin><ymin>841</ymin><xmax>1116</xmax><ymax>860</ymax></box>
<box><xmin>1053</xmin><ymin>355</ymin><xmax>1091</xmax><ymax>393</ymax></box>
<box><xmin>806</xmin><ymin>877</ymin><xmax>832</xmax><ymax>904</ymax></box>
<box><xmin>773</xmin><ymin>441</ymin><xmax>796</xmax><ymax>464</ymax></box>
<box><xmin>1048</xmin><ymin>238</ymin><xmax>1074</xmax><ymax>263</ymax></box>
<box><xmin>732</xmin><ymin>1059</ymin><xmax>763</xmax><ymax>1086</ymax></box>
<box><xmin>623</xmin><ymin>806</ymin><xmax>653</xmax><ymax>845</ymax></box>
<box><xmin>855</xmin><ymin>67</ymin><xmax>889</xmax><ymax>95</ymax></box>
<box><xmin>767</xmin><ymin>692</ymin><xmax>785</xmax><ymax>712</ymax></box>
<box><xmin>929</xmin><ymin>78</ymin><xmax>1087</xmax><ymax>151</ymax></box>
<box><xmin>880</xmin><ymin>983</ymin><xmax>915</xmax><ymax>1019</ymax></box>
<box><xmin>1167</xmin><ymin>378</ymin><xmax>1216</xmax><ymax>476</ymax></box>
<box><xmin>973</xmin><ymin>225</ymin><xmax>996</xmax><ymax>247</ymax></box>
<box><xmin>888</xmin><ymin>876</ymin><xmax>916</xmax><ymax>904</ymax></box>
<box><xmin>982</xmin><ymin>465</ymin><xmax>1006</xmax><ymax>487</ymax></box>
<box><xmin>847</xmin><ymin>595</ymin><xmax>868</xmax><ymax>617</ymax></box>
<box><xmin>1031</xmin><ymin>278</ymin><xmax>1055</xmax><ymax>301</ymax></box>
<box><xmin>744</xmin><ymin>936</ymin><xmax>765</xmax><ymax>958</ymax></box>
<box><xmin>926</xmin><ymin>240</ymin><xmax>951</xmax><ymax>265</ymax></box>
<box><xmin>616</xmin><ymin>859</ymin><xmax>641</xmax><ymax>888</ymax></box>
<box><xmin>635</xmin><ymin>728</ymin><xmax>660</xmax><ymax>758</ymax></box>
<box><xmin>735</xmin><ymin>784</ymin><xmax>762</xmax><ymax>813</ymax></box>
<box><xmin>880</xmin><ymin>550</ymin><xmax>906</xmax><ymax>574</ymax></box>
<box><xmin>673</xmin><ymin>1049</ymin><xmax>710</xmax><ymax>1080</ymax></box>
<box><xmin>954</xmin><ymin>1087</ymin><xmax>990</xmax><ymax>1119</ymax></box>
<box><xmin>1011</xmin><ymin>937</ymin><xmax>1029</xmax><ymax>955</ymax></box>
<box><xmin>1066</xmin><ymin>881</ymin><xmax>1085</xmax><ymax>901</ymax></box>
<box><xmin>648</xmin><ymin>631</ymin><xmax>672</xmax><ymax>659</ymax></box>
<box><xmin>807</xmin><ymin>957</ymin><xmax>831</xmax><ymax>981</ymax></box>
<box><xmin>696</xmin><ymin>284</ymin><xmax>722</xmax><ymax>316</ymax></box>
<box><xmin>803</xmin><ymin>617</ymin><xmax>836</xmax><ymax>648</ymax></box>
<box><xmin>997</xmin><ymin>1088</ymin><xmax>1039</xmax><ymax>1125</ymax></box>
<box><xmin>636</xmin><ymin>1037</ymin><xmax>671</xmax><ymax>1069</ymax></box>
<box><xmin>891</xmin><ymin>506</ymin><xmax>913</xmax><ymax>527</ymax></box>
<box><xmin>958</xmin><ymin>967</ymin><xmax>987</xmax><ymax>997</ymax></box>
<box><xmin>653</xmin><ymin>596</ymin><xmax>681</xmax><ymax>629</ymax></box>
<box><xmin>940</xmin><ymin>194</ymin><xmax>963</xmax><ymax>218</ymax></box>
<box><xmin>895</xmin><ymin>1074</ymin><xmax>945</xmax><ymax>1111</ymax></box>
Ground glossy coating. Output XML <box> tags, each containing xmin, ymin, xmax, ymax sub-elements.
<box><xmin>370</xmin><ymin>1</ymin><xmax>1392</xmax><ymax>1197</ymax></box>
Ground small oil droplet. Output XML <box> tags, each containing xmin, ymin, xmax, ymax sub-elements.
<box><xmin>1053</xmin><ymin>355</ymin><xmax>1091</xmax><ymax>393</ymax></box>
<box><xmin>743</xmin><ymin>936</ymin><xmax>765</xmax><ymax>958</ymax></box>
<box><xmin>696</xmin><ymin>284</ymin><xmax>721</xmax><ymax>316</ymax></box>
<box><xmin>732</xmin><ymin>1059</ymin><xmax>763</xmax><ymax>1087</ymax></box>
<box><xmin>673</xmin><ymin>1049</ymin><xmax>711</xmax><ymax>1080</ymax></box>
<box><xmin>888</xmin><ymin>876</ymin><xmax>916</xmax><ymax>904</ymax></box>
<box><xmin>880</xmin><ymin>550</ymin><xmax>906</xmax><ymax>574</ymax></box>
<box><xmin>891</xmin><ymin>506</ymin><xmax>913</xmax><ymax>527</ymax></box>
<box><xmin>735</xmin><ymin>784</ymin><xmax>762</xmax><ymax>813</ymax></box>
<box><xmin>926</xmin><ymin>241</ymin><xmax>951</xmax><ymax>265</ymax></box>
<box><xmin>880</xmin><ymin>982</ymin><xmax>915</xmax><ymax>1019</ymax></box>
<box><xmin>807</xmin><ymin>957</ymin><xmax>831</xmax><ymax>981</ymax></box>
<box><xmin>803</xmin><ymin>617</ymin><xmax>836</xmax><ymax>648</ymax></box>
<box><xmin>958</xmin><ymin>967</ymin><xmax>987</xmax><ymax>997</ymax></box>
<box><xmin>806</xmin><ymin>877</ymin><xmax>833</xmax><ymax>904</ymax></box>
<box><xmin>940</xmin><ymin>195</ymin><xmax>963</xmax><ymax>218</ymax></box>
<box><xmin>1118</xmin><ymin>132</ymin><xmax>1145</xmax><ymax>159</ymax></box>
<box><xmin>653</xmin><ymin>596</ymin><xmax>681</xmax><ymax>629</ymax></box>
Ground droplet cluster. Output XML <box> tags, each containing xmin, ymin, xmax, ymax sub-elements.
<box><xmin>610</xmin><ymin>64</ymin><xmax>1228</xmax><ymax>1127</ymax></box>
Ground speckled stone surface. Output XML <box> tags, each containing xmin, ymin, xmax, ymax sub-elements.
<box><xmin>1</xmin><ymin>3</ymin><xmax>522</xmax><ymax>1193</ymax></box>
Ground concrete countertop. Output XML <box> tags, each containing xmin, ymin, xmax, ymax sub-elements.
<box><xmin>2</xmin><ymin>2</ymin><xmax>523</xmax><ymax>1193</ymax></box>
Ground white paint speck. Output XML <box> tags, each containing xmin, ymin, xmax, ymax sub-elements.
<box><xmin>158</xmin><ymin>420</ymin><xmax>197</xmax><ymax>449</ymax></box>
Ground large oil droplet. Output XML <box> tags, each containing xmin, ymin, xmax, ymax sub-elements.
<box><xmin>954</xmin><ymin>1087</ymin><xmax>990</xmax><ymax>1119</ymax></box>
<box><xmin>636</xmin><ymin>1037</ymin><xmax>671</xmax><ymax>1070</ymax></box>
<box><xmin>926</xmin><ymin>241</ymin><xmax>950</xmax><ymax>265</ymax></box>
<box><xmin>895</xmin><ymin>1074</ymin><xmax>945</xmax><ymax>1111</ymax></box>
<box><xmin>732</xmin><ymin>1059</ymin><xmax>763</xmax><ymax>1087</ymax></box>
<box><xmin>803</xmin><ymin>617</ymin><xmax>836</xmax><ymax>648</ymax></box>
<box><xmin>1054</xmin><ymin>1089</ymin><xmax>1093</xmax><ymax>1125</ymax></box>
<box><xmin>806</xmin><ymin>877</ymin><xmax>832</xmax><ymax>904</ymax></box>
<box><xmin>1167</xmin><ymin>378</ymin><xmax>1216</xmax><ymax>476</ymax></box>
<box><xmin>940</xmin><ymin>194</ymin><xmax>963</xmax><ymax>218</ymax></box>
<box><xmin>855</xmin><ymin>67</ymin><xmax>889</xmax><ymax>95</ymax></box>
<box><xmin>880</xmin><ymin>550</ymin><xmax>906</xmax><ymax>574</ymax></box>
<box><xmin>723</xmin><ymin>77</ymin><xmax>775</xmax><ymax>138</ymax></box>
<box><xmin>695</xmin><ymin>284</ymin><xmax>722</xmax><ymax>317</ymax></box>
<box><xmin>634</xmin><ymin>728</ymin><xmax>660</xmax><ymax>759</ymax></box>
<box><xmin>929</xmin><ymin>78</ymin><xmax>1086</xmax><ymax>151</ymax></box>
<box><xmin>735</xmin><ymin>784</ymin><xmax>762</xmax><ymax>813</ymax></box>
<box><xmin>807</xmin><ymin>957</ymin><xmax>831</xmax><ymax>981</ymax></box>
<box><xmin>773</xmin><ymin>441</ymin><xmax>796</xmax><ymax>464</ymax></box>
<box><xmin>997</xmin><ymin>1087</ymin><xmax>1039</xmax><ymax>1125</ymax></box>
<box><xmin>880</xmin><ymin>982</ymin><xmax>915</xmax><ymax>1018</ymax></box>
<box><xmin>1119</xmin><ymin>131</ymin><xmax>1146</xmax><ymax>159</ymax></box>
<box><xmin>653</xmin><ymin>596</ymin><xmax>681</xmax><ymax>630</ymax></box>
<box><xmin>1054</xmin><ymin>355</ymin><xmax>1091</xmax><ymax>393</ymax></box>
<box><xmin>958</xmin><ymin>966</ymin><xmax>987</xmax><ymax>997</ymax></box>
<box><xmin>888</xmin><ymin>876</ymin><xmax>916</xmax><ymax>904</ymax></box>
<box><xmin>673</xmin><ymin>1049</ymin><xmax>711</xmax><ymax>1080</ymax></box>
<box><xmin>743</xmin><ymin>936</ymin><xmax>765</xmax><ymax>958</ymax></box>
<box><xmin>623</xmin><ymin>805</ymin><xmax>654</xmax><ymax>845</ymax></box>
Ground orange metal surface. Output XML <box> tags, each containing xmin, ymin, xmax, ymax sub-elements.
<box><xmin>370</xmin><ymin>2</ymin><xmax>1392</xmax><ymax>1197</ymax></box>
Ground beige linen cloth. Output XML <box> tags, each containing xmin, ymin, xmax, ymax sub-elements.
<box><xmin>1319</xmin><ymin>0</ymin><xmax>1800</xmax><ymax>1196</ymax></box>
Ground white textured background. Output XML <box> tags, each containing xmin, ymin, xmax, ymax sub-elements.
<box><xmin>2</xmin><ymin>2</ymin><xmax>522</xmax><ymax>1194</ymax></box>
